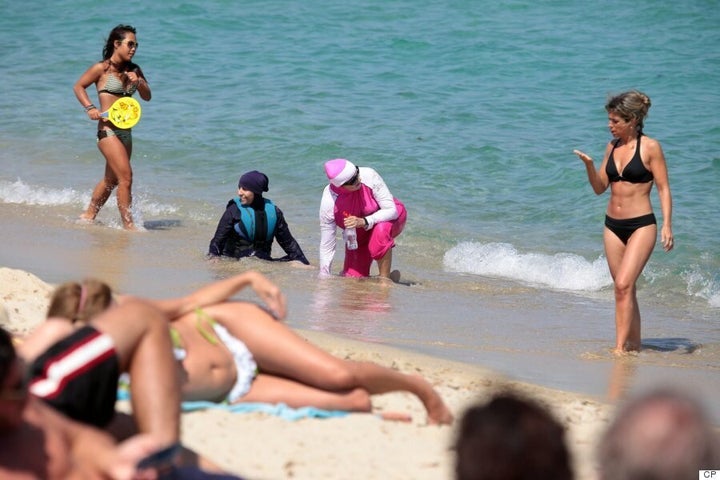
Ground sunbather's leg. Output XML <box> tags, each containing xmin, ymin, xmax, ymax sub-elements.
<box><xmin>240</xmin><ymin>373</ymin><xmax>371</xmax><ymax>411</ymax></box>
<box><xmin>205</xmin><ymin>302</ymin><xmax>453</xmax><ymax>425</ymax></box>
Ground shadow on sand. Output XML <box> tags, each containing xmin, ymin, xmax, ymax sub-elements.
<box><xmin>142</xmin><ymin>219</ymin><xmax>183</xmax><ymax>231</ymax></box>
<box><xmin>641</xmin><ymin>337</ymin><xmax>701</xmax><ymax>354</ymax></box>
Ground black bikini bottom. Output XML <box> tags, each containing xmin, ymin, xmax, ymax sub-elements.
<box><xmin>605</xmin><ymin>213</ymin><xmax>656</xmax><ymax>245</ymax></box>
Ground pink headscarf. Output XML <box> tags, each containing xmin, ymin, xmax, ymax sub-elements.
<box><xmin>324</xmin><ymin>159</ymin><xmax>357</xmax><ymax>187</ymax></box>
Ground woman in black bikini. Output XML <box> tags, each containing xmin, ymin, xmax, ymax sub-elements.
<box><xmin>73</xmin><ymin>24</ymin><xmax>151</xmax><ymax>230</ymax></box>
<box><xmin>574</xmin><ymin>90</ymin><xmax>673</xmax><ymax>354</ymax></box>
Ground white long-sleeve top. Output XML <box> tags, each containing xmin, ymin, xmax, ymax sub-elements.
<box><xmin>318</xmin><ymin>166</ymin><xmax>398</xmax><ymax>275</ymax></box>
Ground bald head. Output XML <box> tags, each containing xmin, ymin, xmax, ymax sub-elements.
<box><xmin>599</xmin><ymin>389</ymin><xmax>720</xmax><ymax>480</ymax></box>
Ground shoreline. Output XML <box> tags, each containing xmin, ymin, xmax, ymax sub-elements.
<box><xmin>1</xmin><ymin>266</ymin><xmax>612</xmax><ymax>479</ymax></box>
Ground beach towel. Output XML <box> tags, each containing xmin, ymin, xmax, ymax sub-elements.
<box><xmin>180</xmin><ymin>400</ymin><xmax>349</xmax><ymax>420</ymax></box>
<box><xmin>116</xmin><ymin>386</ymin><xmax>348</xmax><ymax>421</ymax></box>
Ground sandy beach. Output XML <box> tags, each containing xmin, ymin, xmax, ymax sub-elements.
<box><xmin>0</xmin><ymin>266</ymin><xmax>614</xmax><ymax>480</ymax></box>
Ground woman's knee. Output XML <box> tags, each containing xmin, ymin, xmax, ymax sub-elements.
<box><xmin>117</xmin><ymin>172</ymin><xmax>133</xmax><ymax>188</ymax></box>
<box><xmin>614</xmin><ymin>278</ymin><xmax>636</xmax><ymax>299</ymax></box>
<box><xmin>321</xmin><ymin>364</ymin><xmax>358</xmax><ymax>391</ymax></box>
<box><xmin>368</xmin><ymin>229</ymin><xmax>394</xmax><ymax>258</ymax></box>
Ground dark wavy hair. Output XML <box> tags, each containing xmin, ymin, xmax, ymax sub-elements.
<box><xmin>102</xmin><ymin>24</ymin><xmax>137</xmax><ymax>61</ymax></box>
<box><xmin>455</xmin><ymin>392</ymin><xmax>573</xmax><ymax>480</ymax></box>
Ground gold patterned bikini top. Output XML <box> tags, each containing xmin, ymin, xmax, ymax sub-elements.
<box><xmin>98</xmin><ymin>72</ymin><xmax>138</xmax><ymax>97</ymax></box>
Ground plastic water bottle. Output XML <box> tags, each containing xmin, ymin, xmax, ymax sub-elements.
<box><xmin>344</xmin><ymin>227</ymin><xmax>358</xmax><ymax>250</ymax></box>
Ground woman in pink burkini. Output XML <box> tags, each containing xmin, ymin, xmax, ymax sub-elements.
<box><xmin>319</xmin><ymin>159</ymin><xmax>406</xmax><ymax>281</ymax></box>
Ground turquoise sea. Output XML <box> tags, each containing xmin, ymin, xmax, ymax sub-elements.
<box><xmin>1</xmin><ymin>1</ymin><xmax>719</xmax><ymax>416</ymax></box>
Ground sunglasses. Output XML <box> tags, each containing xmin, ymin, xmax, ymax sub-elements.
<box><xmin>343</xmin><ymin>167</ymin><xmax>360</xmax><ymax>187</ymax></box>
<box><xmin>123</xmin><ymin>40</ymin><xmax>139</xmax><ymax>50</ymax></box>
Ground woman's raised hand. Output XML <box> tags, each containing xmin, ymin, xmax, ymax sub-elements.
<box><xmin>573</xmin><ymin>149</ymin><xmax>593</xmax><ymax>165</ymax></box>
<box><xmin>249</xmin><ymin>272</ymin><xmax>287</xmax><ymax>320</ymax></box>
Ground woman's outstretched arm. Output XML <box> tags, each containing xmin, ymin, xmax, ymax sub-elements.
<box><xmin>124</xmin><ymin>271</ymin><xmax>287</xmax><ymax>321</ymax></box>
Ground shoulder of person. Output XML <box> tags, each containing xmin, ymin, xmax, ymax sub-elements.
<box><xmin>87</xmin><ymin>61</ymin><xmax>108</xmax><ymax>76</ymax></box>
<box><xmin>365</xmin><ymin>167</ymin><xmax>391</xmax><ymax>187</ymax></box>
<box><xmin>360</xmin><ymin>166</ymin><xmax>385</xmax><ymax>182</ymax></box>
<box><xmin>32</xmin><ymin>317</ymin><xmax>75</xmax><ymax>336</ymax></box>
<box><xmin>223</xmin><ymin>199</ymin><xmax>244</xmax><ymax>219</ymax></box>
<box><xmin>642</xmin><ymin>135</ymin><xmax>662</xmax><ymax>149</ymax></box>
<box><xmin>115</xmin><ymin>293</ymin><xmax>138</xmax><ymax>305</ymax></box>
<box><xmin>602</xmin><ymin>140</ymin><xmax>616</xmax><ymax>155</ymax></box>
<box><xmin>320</xmin><ymin>184</ymin><xmax>335</xmax><ymax>198</ymax></box>
<box><xmin>642</xmin><ymin>135</ymin><xmax>665</xmax><ymax>159</ymax></box>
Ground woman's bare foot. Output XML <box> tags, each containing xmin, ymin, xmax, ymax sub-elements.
<box><xmin>426</xmin><ymin>396</ymin><xmax>454</xmax><ymax>425</ymax></box>
<box><xmin>77</xmin><ymin>214</ymin><xmax>97</xmax><ymax>224</ymax></box>
<box><xmin>413</xmin><ymin>376</ymin><xmax>454</xmax><ymax>425</ymax></box>
<box><xmin>611</xmin><ymin>347</ymin><xmax>638</xmax><ymax>357</ymax></box>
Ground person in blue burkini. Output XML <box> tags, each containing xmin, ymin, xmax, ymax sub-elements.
<box><xmin>208</xmin><ymin>171</ymin><xmax>309</xmax><ymax>264</ymax></box>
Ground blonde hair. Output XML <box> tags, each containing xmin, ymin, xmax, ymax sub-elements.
<box><xmin>47</xmin><ymin>279</ymin><xmax>113</xmax><ymax>324</ymax></box>
<box><xmin>605</xmin><ymin>90</ymin><xmax>652</xmax><ymax>133</ymax></box>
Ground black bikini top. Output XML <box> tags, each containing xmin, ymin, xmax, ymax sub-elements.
<box><xmin>606</xmin><ymin>135</ymin><xmax>654</xmax><ymax>183</ymax></box>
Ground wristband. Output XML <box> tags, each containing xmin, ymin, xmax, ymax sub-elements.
<box><xmin>84</xmin><ymin>104</ymin><xmax>97</xmax><ymax>112</ymax></box>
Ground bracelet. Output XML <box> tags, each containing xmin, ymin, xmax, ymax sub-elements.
<box><xmin>84</xmin><ymin>104</ymin><xmax>97</xmax><ymax>112</ymax></box>
<box><xmin>363</xmin><ymin>217</ymin><xmax>368</xmax><ymax>227</ymax></box>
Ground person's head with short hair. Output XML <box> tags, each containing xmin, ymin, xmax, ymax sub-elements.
<box><xmin>454</xmin><ymin>391</ymin><xmax>573</xmax><ymax>480</ymax></box>
<box><xmin>47</xmin><ymin>279</ymin><xmax>113</xmax><ymax>324</ymax></box>
<box><xmin>598</xmin><ymin>388</ymin><xmax>720</xmax><ymax>480</ymax></box>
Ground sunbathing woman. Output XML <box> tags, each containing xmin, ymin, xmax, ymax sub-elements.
<box><xmin>46</xmin><ymin>271</ymin><xmax>454</xmax><ymax>425</ymax></box>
